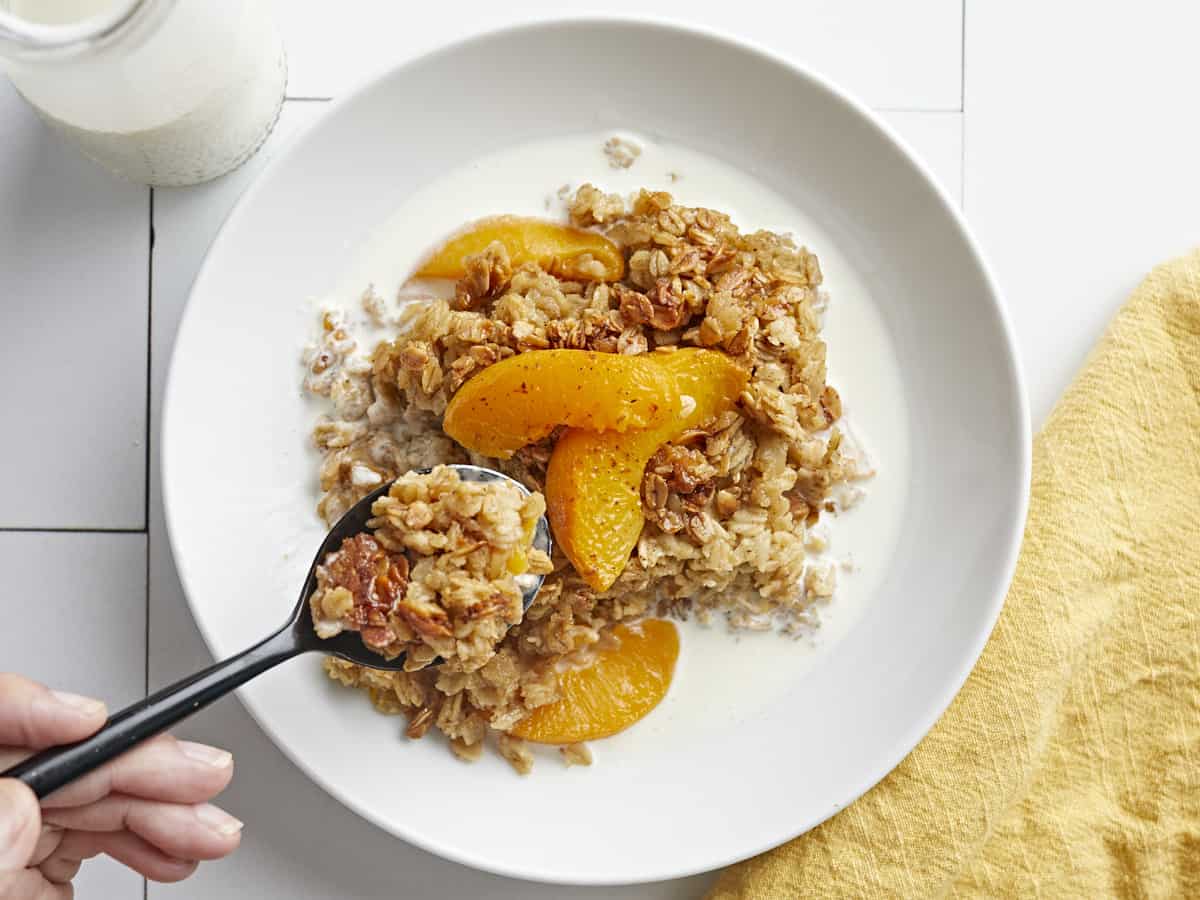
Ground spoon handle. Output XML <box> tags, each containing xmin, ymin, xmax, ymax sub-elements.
<box><xmin>1</xmin><ymin>624</ymin><xmax>301</xmax><ymax>798</ymax></box>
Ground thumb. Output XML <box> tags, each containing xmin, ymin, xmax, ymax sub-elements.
<box><xmin>0</xmin><ymin>779</ymin><xmax>40</xmax><ymax>869</ymax></box>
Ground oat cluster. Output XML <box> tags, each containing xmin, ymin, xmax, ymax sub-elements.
<box><xmin>310</xmin><ymin>465</ymin><xmax>550</xmax><ymax>672</ymax></box>
<box><xmin>304</xmin><ymin>186</ymin><xmax>872</xmax><ymax>770</ymax></box>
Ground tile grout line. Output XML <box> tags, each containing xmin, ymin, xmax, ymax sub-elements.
<box><xmin>145</xmin><ymin>188</ymin><xmax>154</xmax><ymax>537</ymax></box>
<box><xmin>960</xmin><ymin>0</ymin><xmax>967</xmax><ymax>210</ymax></box>
<box><xmin>144</xmin><ymin>185</ymin><xmax>153</xmax><ymax>900</ymax></box>
<box><xmin>144</xmin><ymin>187</ymin><xmax>154</xmax><ymax>698</ymax></box>
<box><xmin>0</xmin><ymin>527</ymin><xmax>147</xmax><ymax>534</ymax></box>
<box><xmin>960</xmin><ymin>0</ymin><xmax>966</xmax><ymax>112</ymax></box>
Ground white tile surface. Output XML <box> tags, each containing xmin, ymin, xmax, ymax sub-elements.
<box><xmin>964</xmin><ymin>0</ymin><xmax>1200</xmax><ymax>424</ymax></box>
<box><xmin>882</xmin><ymin>110</ymin><xmax>963</xmax><ymax>207</ymax></box>
<box><xmin>271</xmin><ymin>0</ymin><xmax>962</xmax><ymax>110</ymax></box>
<box><xmin>146</xmin><ymin>97</ymin><xmax>714</xmax><ymax>900</ymax></box>
<box><xmin>0</xmin><ymin>81</ymin><xmax>149</xmax><ymax>529</ymax></box>
<box><xmin>0</xmin><ymin>532</ymin><xmax>146</xmax><ymax>900</ymax></box>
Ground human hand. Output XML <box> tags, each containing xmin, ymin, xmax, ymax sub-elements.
<box><xmin>0</xmin><ymin>674</ymin><xmax>241</xmax><ymax>898</ymax></box>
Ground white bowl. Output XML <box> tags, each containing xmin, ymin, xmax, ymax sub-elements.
<box><xmin>163</xmin><ymin>19</ymin><xmax>1030</xmax><ymax>885</ymax></box>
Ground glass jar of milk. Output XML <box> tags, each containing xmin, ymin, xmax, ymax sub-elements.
<box><xmin>0</xmin><ymin>0</ymin><xmax>286</xmax><ymax>186</ymax></box>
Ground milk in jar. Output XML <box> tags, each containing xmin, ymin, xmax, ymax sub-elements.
<box><xmin>0</xmin><ymin>0</ymin><xmax>286</xmax><ymax>186</ymax></box>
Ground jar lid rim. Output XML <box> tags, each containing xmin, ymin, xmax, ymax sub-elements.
<box><xmin>0</xmin><ymin>0</ymin><xmax>154</xmax><ymax>61</ymax></box>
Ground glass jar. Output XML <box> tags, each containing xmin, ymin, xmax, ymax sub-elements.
<box><xmin>0</xmin><ymin>0</ymin><xmax>286</xmax><ymax>186</ymax></box>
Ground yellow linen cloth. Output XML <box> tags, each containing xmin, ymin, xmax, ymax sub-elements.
<box><xmin>709</xmin><ymin>250</ymin><xmax>1200</xmax><ymax>898</ymax></box>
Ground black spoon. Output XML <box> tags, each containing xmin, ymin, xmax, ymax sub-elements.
<box><xmin>2</xmin><ymin>464</ymin><xmax>552</xmax><ymax>798</ymax></box>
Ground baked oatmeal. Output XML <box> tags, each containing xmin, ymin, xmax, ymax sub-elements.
<box><xmin>304</xmin><ymin>185</ymin><xmax>874</xmax><ymax>771</ymax></box>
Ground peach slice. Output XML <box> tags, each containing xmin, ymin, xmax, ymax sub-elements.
<box><xmin>416</xmin><ymin>216</ymin><xmax>624</xmax><ymax>282</ymax></box>
<box><xmin>442</xmin><ymin>350</ymin><xmax>681</xmax><ymax>459</ymax></box>
<box><xmin>545</xmin><ymin>348</ymin><xmax>748</xmax><ymax>591</ymax></box>
<box><xmin>510</xmin><ymin>620</ymin><xmax>679</xmax><ymax>744</ymax></box>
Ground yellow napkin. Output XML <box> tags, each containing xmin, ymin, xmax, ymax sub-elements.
<box><xmin>709</xmin><ymin>250</ymin><xmax>1200</xmax><ymax>898</ymax></box>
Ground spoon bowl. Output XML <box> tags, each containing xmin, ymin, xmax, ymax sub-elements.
<box><xmin>293</xmin><ymin>464</ymin><xmax>552</xmax><ymax>669</ymax></box>
<box><xmin>2</xmin><ymin>464</ymin><xmax>551</xmax><ymax>796</ymax></box>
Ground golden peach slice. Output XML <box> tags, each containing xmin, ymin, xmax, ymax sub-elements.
<box><xmin>416</xmin><ymin>216</ymin><xmax>624</xmax><ymax>282</ymax></box>
<box><xmin>545</xmin><ymin>348</ymin><xmax>748</xmax><ymax>591</ymax></box>
<box><xmin>510</xmin><ymin>620</ymin><xmax>679</xmax><ymax>744</ymax></box>
<box><xmin>442</xmin><ymin>349</ymin><xmax>681</xmax><ymax>460</ymax></box>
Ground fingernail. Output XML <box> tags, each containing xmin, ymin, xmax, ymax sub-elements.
<box><xmin>49</xmin><ymin>690</ymin><xmax>106</xmax><ymax>717</ymax></box>
<box><xmin>195</xmin><ymin>803</ymin><xmax>243</xmax><ymax>836</ymax></box>
<box><xmin>179</xmin><ymin>741</ymin><xmax>233</xmax><ymax>769</ymax></box>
